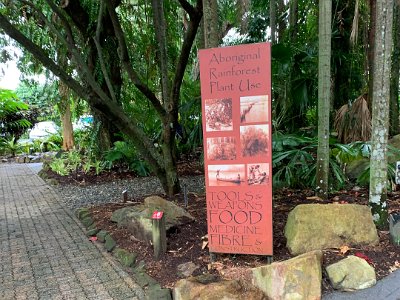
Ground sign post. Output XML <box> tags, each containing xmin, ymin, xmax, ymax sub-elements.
<box><xmin>152</xmin><ymin>211</ymin><xmax>166</xmax><ymax>259</ymax></box>
<box><xmin>199</xmin><ymin>43</ymin><xmax>273</xmax><ymax>255</ymax></box>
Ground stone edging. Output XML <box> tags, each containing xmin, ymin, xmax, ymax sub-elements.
<box><xmin>75</xmin><ymin>208</ymin><xmax>172</xmax><ymax>300</ymax></box>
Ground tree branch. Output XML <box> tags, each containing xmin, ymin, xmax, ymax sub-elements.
<box><xmin>94</xmin><ymin>1</ymin><xmax>117</xmax><ymax>103</ymax></box>
<box><xmin>151</xmin><ymin>0</ymin><xmax>170</xmax><ymax>109</ymax></box>
<box><xmin>104</xmin><ymin>0</ymin><xmax>166</xmax><ymax>119</ymax></box>
<box><xmin>177</xmin><ymin>0</ymin><xmax>196</xmax><ymax>17</ymax></box>
<box><xmin>0</xmin><ymin>12</ymin><xmax>89</xmax><ymax>101</ymax></box>
<box><xmin>171</xmin><ymin>0</ymin><xmax>203</xmax><ymax>106</ymax></box>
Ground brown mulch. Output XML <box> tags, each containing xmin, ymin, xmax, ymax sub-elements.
<box><xmin>87</xmin><ymin>188</ymin><xmax>400</xmax><ymax>293</ymax></box>
<box><xmin>48</xmin><ymin>158</ymin><xmax>400</xmax><ymax>294</ymax></box>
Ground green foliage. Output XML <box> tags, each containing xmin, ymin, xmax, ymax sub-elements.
<box><xmin>0</xmin><ymin>136</ymin><xmax>21</xmax><ymax>157</ymax></box>
<box><xmin>49</xmin><ymin>158</ymin><xmax>69</xmax><ymax>176</ymax></box>
<box><xmin>105</xmin><ymin>140</ymin><xmax>150</xmax><ymax>176</ymax></box>
<box><xmin>0</xmin><ymin>89</ymin><xmax>34</xmax><ymax>139</ymax></box>
<box><xmin>272</xmin><ymin>133</ymin><xmax>348</xmax><ymax>190</ymax></box>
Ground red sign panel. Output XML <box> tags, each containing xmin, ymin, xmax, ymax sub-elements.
<box><xmin>152</xmin><ymin>211</ymin><xmax>164</xmax><ymax>220</ymax></box>
<box><xmin>199</xmin><ymin>43</ymin><xmax>272</xmax><ymax>255</ymax></box>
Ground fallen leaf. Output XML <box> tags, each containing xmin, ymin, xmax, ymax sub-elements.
<box><xmin>339</xmin><ymin>245</ymin><xmax>350</xmax><ymax>255</ymax></box>
<box><xmin>306</xmin><ymin>196</ymin><xmax>323</xmax><ymax>201</ymax></box>
<box><xmin>354</xmin><ymin>252</ymin><xmax>373</xmax><ymax>265</ymax></box>
<box><xmin>389</xmin><ymin>261</ymin><xmax>400</xmax><ymax>273</ymax></box>
<box><xmin>202</xmin><ymin>240</ymin><xmax>209</xmax><ymax>250</ymax></box>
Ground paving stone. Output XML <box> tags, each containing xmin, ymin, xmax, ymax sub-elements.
<box><xmin>0</xmin><ymin>164</ymin><xmax>145</xmax><ymax>299</ymax></box>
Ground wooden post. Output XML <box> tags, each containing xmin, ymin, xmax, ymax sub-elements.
<box><xmin>122</xmin><ymin>190</ymin><xmax>128</xmax><ymax>203</ymax></box>
<box><xmin>152</xmin><ymin>211</ymin><xmax>166</xmax><ymax>260</ymax></box>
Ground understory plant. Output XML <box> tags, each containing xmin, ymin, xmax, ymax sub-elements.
<box><xmin>49</xmin><ymin>150</ymin><xmax>104</xmax><ymax>176</ymax></box>
<box><xmin>273</xmin><ymin>133</ymin><xmax>400</xmax><ymax>190</ymax></box>
<box><xmin>105</xmin><ymin>140</ymin><xmax>150</xmax><ymax>176</ymax></box>
<box><xmin>272</xmin><ymin>133</ymin><xmax>350</xmax><ymax>190</ymax></box>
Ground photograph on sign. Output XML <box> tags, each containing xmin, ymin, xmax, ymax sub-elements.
<box><xmin>208</xmin><ymin>164</ymin><xmax>245</xmax><ymax>186</ymax></box>
<box><xmin>204</xmin><ymin>98</ymin><xmax>233</xmax><ymax>131</ymax></box>
<box><xmin>240</xmin><ymin>124</ymin><xmax>269</xmax><ymax>157</ymax></box>
<box><xmin>240</xmin><ymin>95</ymin><xmax>269</xmax><ymax>124</ymax></box>
<box><xmin>207</xmin><ymin>137</ymin><xmax>237</xmax><ymax>161</ymax></box>
<box><xmin>247</xmin><ymin>163</ymin><xmax>270</xmax><ymax>185</ymax></box>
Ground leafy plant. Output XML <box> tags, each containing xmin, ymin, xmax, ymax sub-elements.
<box><xmin>0</xmin><ymin>89</ymin><xmax>35</xmax><ymax>139</ymax></box>
<box><xmin>0</xmin><ymin>136</ymin><xmax>21</xmax><ymax>157</ymax></box>
<box><xmin>272</xmin><ymin>133</ymin><xmax>348</xmax><ymax>190</ymax></box>
<box><xmin>49</xmin><ymin>158</ymin><xmax>69</xmax><ymax>176</ymax></box>
<box><xmin>105</xmin><ymin>140</ymin><xmax>150</xmax><ymax>176</ymax></box>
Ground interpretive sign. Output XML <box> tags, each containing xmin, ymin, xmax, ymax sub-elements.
<box><xmin>199</xmin><ymin>43</ymin><xmax>272</xmax><ymax>255</ymax></box>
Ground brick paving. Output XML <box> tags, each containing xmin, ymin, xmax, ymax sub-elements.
<box><xmin>0</xmin><ymin>164</ymin><xmax>144</xmax><ymax>300</ymax></box>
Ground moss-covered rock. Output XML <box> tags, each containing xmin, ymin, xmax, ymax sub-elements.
<box><xmin>113</xmin><ymin>248</ymin><xmax>137</xmax><ymax>267</ymax></box>
<box><xmin>252</xmin><ymin>250</ymin><xmax>322</xmax><ymax>300</ymax></box>
<box><xmin>96</xmin><ymin>230</ymin><xmax>109</xmax><ymax>243</ymax></box>
<box><xmin>285</xmin><ymin>204</ymin><xmax>379</xmax><ymax>255</ymax></box>
<box><xmin>104</xmin><ymin>234</ymin><xmax>116</xmax><ymax>252</ymax></box>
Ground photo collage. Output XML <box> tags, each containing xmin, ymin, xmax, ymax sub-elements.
<box><xmin>204</xmin><ymin>95</ymin><xmax>270</xmax><ymax>187</ymax></box>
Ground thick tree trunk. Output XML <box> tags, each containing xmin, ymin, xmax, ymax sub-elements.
<box><xmin>369</xmin><ymin>0</ymin><xmax>394</xmax><ymax>228</ymax></box>
<box><xmin>390</xmin><ymin>1</ymin><xmax>400</xmax><ymax>136</ymax></box>
<box><xmin>316</xmin><ymin>0</ymin><xmax>332</xmax><ymax>199</ymax></box>
<box><xmin>58</xmin><ymin>81</ymin><xmax>74</xmax><ymax>151</ymax></box>
<box><xmin>202</xmin><ymin>0</ymin><xmax>219</xmax><ymax>48</ymax></box>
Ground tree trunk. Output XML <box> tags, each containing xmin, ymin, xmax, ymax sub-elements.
<box><xmin>202</xmin><ymin>0</ymin><xmax>219</xmax><ymax>48</ymax></box>
<box><xmin>289</xmin><ymin>0</ymin><xmax>299</xmax><ymax>41</ymax></box>
<box><xmin>316</xmin><ymin>0</ymin><xmax>332</xmax><ymax>199</ymax></box>
<box><xmin>277</xmin><ymin>0</ymin><xmax>287</xmax><ymax>43</ymax></box>
<box><xmin>390</xmin><ymin>1</ymin><xmax>400</xmax><ymax>136</ymax></box>
<box><xmin>58</xmin><ymin>82</ymin><xmax>74</xmax><ymax>151</ymax></box>
<box><xmin>367</xmin><ymin>0</ymin><xmax>376</xmax><ymax>109</ymax></box>
<box><xmin>237</xmin><ymin>0</ymin><xmax>250</xmax><ymax>34</ymax></box>
<box><xmin>270</xmin><ymin>0</ymin><xmax>276</xmax><ymax>43</ymax></box>
<box><xmin>369</xmin><ymin>0</ymin><xmax>394</xmax><ymax>229</ymax></box>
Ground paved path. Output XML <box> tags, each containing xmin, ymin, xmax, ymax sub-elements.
<box><xmin>323</xmin><ymin>269</ymin><xmax>400</xmax><ymax>300</ymax></box>
<box><xmin>0</xmin><ymin>164</ymin><xmax>144</xmax><ymax>300</ymax></box>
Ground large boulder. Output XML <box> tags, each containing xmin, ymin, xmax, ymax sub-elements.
<box><xmin>285</xmin><ymin>204</ymin><xmax>379</xmax><ymax>255</ymax></box>
<box><xmin>251</xmin><ymin>250</ymin><xmax>322</xmax><ymax>300</ymax></box>
<box><xmin>173</xmin><ymin>275</ymin><xmax>265</xmax><ymax>300</ymax></box>
<box><xmin>326</xmin><ymin>255</ymin><xmax>376</xmax><ymax>291</ymax></box>
<box><xmin>111</xmin><ymin>196</ymin><xmax>194</xmax><ymax>242</ymax></box>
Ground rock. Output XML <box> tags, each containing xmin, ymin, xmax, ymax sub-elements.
<box><xmin>346</xmin><ymin>158</ymin><xmax>369</xmax><ymax>180</ymax></box>
<box><xmin>173</xmin><ymin>276</ymin><xmax>265</xmax><ymax>300</ymax></box>
<box><xmin>75</xmin><ymin>208</ymin><xmax>90</xmax><ymax>219</ymax></box>
<box><xmin>16</xmin><ymin>156</ymin><xmax>25</xmax><ymax>163</ymax></box>
<box><xmin>132</xmin><ymin>272</ymin><xmax>158</xmax><ymax>288</ymax></box>
<box><xmin>177</xmin><ymin>262</ymin><xmax>199</xmax><ymax>278</ymax></box>
<box><xmin>285</xmin><ymin>204</ymin><xmax>379</xmax><ymax>255</ymax></box>
<box><xmin>104</xmin><ymin>234</ymin><xmax>116</xmax><ymax>252</ymax></box>
<box><xmin>144</xmin><ymin>196</ymin><xmax>194</xmax><ymax>226</ymax></box>
<box><xmin>111</xmin><ymin>196</ymin><xmax>194</xmax><ymax>242</ymax></box>
<box><xmin>145</xmin><ymin>285</ymin><xmax>171</xmax><ymax>300</ymax></box>
<box><xmin>86</xmin><ymin>228</ymin><xmax>99</xmax><ymax>237</ymax></box>
<box><xmin>2</xmin><ymin>158</ymin><xmax>8</xmax><ymax>163</ymax></box>
<box><xmin>326</xmin><ymin>255</ymin><xmax>376</xmax><ymax>291</ymax></box>
<box><xmin>81</xmin><ymin>216</ymin><xmax>94</xmax><ymax>228</ymax></box>
<box><xmin>113</xmin><ymin>248</ymin><xmax>137</xmax><ymax>267</ymax></box>
<box><xmin>252</xmin><ymin>250</ymin><xmax>322</xmax><ymax>300</ymax></box>
<box><xmin>45</xmin><ymin>178</ymin><xmax>59</xmax><ymax>186</ymax></box>
<box><xmin>96</xmin><ymin>230</ymin><xmax>109</xmax><ymax>242</ymax></box>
